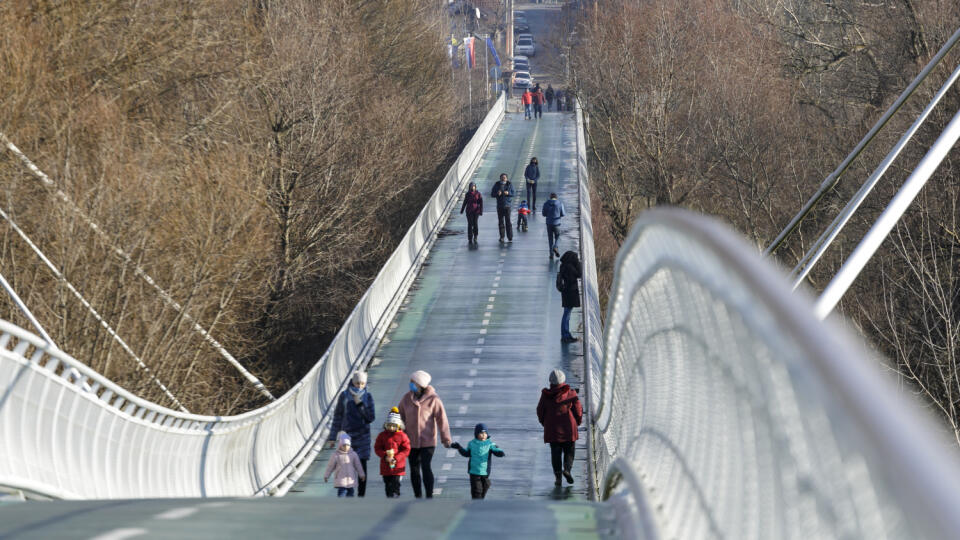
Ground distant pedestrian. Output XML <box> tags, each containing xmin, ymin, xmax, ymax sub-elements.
<box><xmin>555</xmin><ymin>89</ymin><xmax>565</xmax><ymax>111</ymax></box>
<box><xmin>536</xmin><ymin>369</ymin><xmax>582</xmax><ymax>487</ymax></box>
<box><xmin>565</xmin><ymin>91</ymin><xmax>574</xmax><ymax>112</ymax></box>
<box><xmin>398</xmin><ymin>370</ymin><xmax>452</xmax><ymax>499</ymax></box>
<box><xmin>524</xmin><ymin>157</ymin><xmax>540</xmax><ymax>210</ymax></box>
<box><xmin>375</xmin><ymin>407</ymin><xmax>411</xmax><ymax>498</ymax></box>
<box><xmin>545</xmin><ymin>85</ymin><xmax>555</xmax><ymax>111</ymax></box>
<box><xmin>491</xmin><ymin>173</ymin><xmax>514</xmax><ymax>243</ymax></box>
<box><xmin>522</xmin><ymin>88</ymin><xmax>533</xmax><ymax>120</ymax></box>
<box><xmin>451</xmin><ymin>423</ymin><xmax>505</xmax><ymax>499</ymax></box>
<box><xmin>326</xmin><ymin>371</ymin><xmax>375</xmax><ymax>497</ymax></box>
<box><xmin>460</xmin><ymin>182</ymin><xmax>483</xmax><ymax>245</ymax></box>
<box><xmin>557</xmin><ymin>251</ymin><xmax>581</xmax><ymax>343</ymax></box>
<box><xmin>541</xmin><ymin>193</ymin><xmax>565</xmax><ymax>258</ymax></box>
<box><xmin>324</xmin><ymin>432</ymin><xmax>366</xmax><ymax>497</ymax></box>
<box><xmin>533</xmin><ymin>85</ymin><xmax>545</xmax><ymax>119</ymax></box>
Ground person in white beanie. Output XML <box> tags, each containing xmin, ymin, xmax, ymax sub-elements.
<box><xmin>327</xmin><ymin>371</ymin><xmax>375</xmax><ymax>496</ymax></box>
<box><xmin>324</xmin><ymin>431</ymin><xmax>366</xmax><ymax>497</ymax></box>
<box><xmin>398</xmin><ymin>370</ymin><xmax>452</xmax><ymax>498</ymax></box>
<box><xmin>537</xmin><ymin>369</ymin><xmax>582</xmax><ymax>487</ymax></box>
<box><xmin>375</xmin><ymin>407</ymin><xmax>411</xmax><ymax>498</ymax></box>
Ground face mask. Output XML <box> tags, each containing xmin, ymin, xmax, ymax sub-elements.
<box><xmin>410</xmin><ymin>382</ymin><xmax>419</xmax><ymax>393</ymax></box>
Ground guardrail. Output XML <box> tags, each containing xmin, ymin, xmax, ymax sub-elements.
<box><xmin>573</xmin><ymin>101</ymin><xmax>603</xmax><ymax>500</ymax></box>
<box><xmin>0</xmin><ymin>93</ymin><xmax>506</xmax><ymax>499</ymax></box>
<box><xmin>592</xmin><ymin>208</ymin><xmax>960</xmax><ymax>538</ymax></box>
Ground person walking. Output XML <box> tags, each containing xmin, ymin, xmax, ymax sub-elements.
<box><xmin>398</xmin><ymin>370</ymin><xmax>452</xmax><ymax>499</ymax></box>
<box><xmin>326</xmin><ymin>371</ymin><xmax>375</xmax><ymax>497</ymax></box>
<box><xmin>521</xmin><ymin>88</ymin><xmax>533</xmax><ymax>120</ymax></box>
<box><xmin>533</xmin><ymin>85</ymin><xmax>545</xmax><ymax>119</ymax></box>
<box><xmin>541</xmin><ymin>193</ymin><xmax>565</xmax><ymax>258</ymax></box>
<box><xmin>545</xmin><ymin>85</ymin><xmax>555</xmax><ymax>111</ymax></box>
<box><xmin>324</xmin><ymin>432</ymin><xmax>366</xmax><ymax>497</ymax></box>
<box><xmin>524</xmin><ymin>157</ymin><xmax>540</xmax><ymax>211</ymax></box>
<box><xmin>460</xmin><ymin>182</ymin><xmax>483</xmax><ymax>244</ymax></box>
<box><xmin>451</xmin><ymin>423</ymin><xmax>506</xmax><ymax>499</ymax></box>
<box><xmin>491</xmin><ymin>173</ymin><xmax>514</xmax><ymax>243</ymax></box>
<box><xmin>536</xmin><ymin>369</ymin><xmax>583</xmax><ymax>487</ymax></box>
<box><xmin>374</xmin><ymin>408</ymin><xmax>411</xmax><ymax>498</ymax></box>
<box><xmin>555</xmin><ymin>89</ymin><xmax>565</xmax><ymax>111</ymax></box>
<box><xmin>557</xmin><ymin>251</ymin><xmax>581</xmax><ymax>343</ymax></box>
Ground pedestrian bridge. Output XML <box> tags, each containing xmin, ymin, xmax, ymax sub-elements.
<box><xmin>1</xmin><ymin>93</ymin><xmax>959</xmax><ymax>539</ymax></box>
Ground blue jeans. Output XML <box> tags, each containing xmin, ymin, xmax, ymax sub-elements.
<box><xmin>561</xmin><ymin>307</ymin><xmax>573</xmax><ymax>339</ymax></box>
<box><xmin>547</xmin><ymin>224</ymin><xmax>560</xmax><ymax>252</ymax></box>
<box><xmin>526</xmin><ymin>183</ymin><xmax>537</xmax><ymax>209</ymax></box>
<box><xmin>524</xmin><ymin>104</ymin><xmax>532</xmax><ymax>119</ymax></box>
<box><xmin>337</xmin><ymin>487</ymin><xmax>355</xmax><ymax>497</ymax></box>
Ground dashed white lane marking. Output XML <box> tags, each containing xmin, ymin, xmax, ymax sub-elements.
<box><xmin>482</xmin><ymin>319</ymin><xmax>489</xmax><ymax>325</ymax></box>
<box><xmin>477</xmin><ymin>338</ymin><xmax>485</xmax><ymax>344</ymax></box>
<box><xmin>474</xmin><ymin>348</ymin><xmax>482</xmax><ymax>355</ymax></box>
<box><xmin>490</xmin><ymin>289</ymin><xmax>498</xmax><ymax>295</ymax></box>
<box><xmin>438</xmin><ymin>476</ymin><xmax>448</xmax><ymax>484</ymax></box>
<box><xmin>492</xmin><ymin>283</ymin><xmax>499</xmax><ymax>288</ymax></box>
<box><xmin>496</xmin><ymin>270</ymin><xmax>502</xmax><ymax>275</ymax></box>
<box><xmin>494</xmin><ymin>276</ymin><xmax>500</xmax><ymax>281</ymax></box>
<box><xmin>462</xmin><ymin>393</ymin><xmax>471</xmax><ymax>400</ymax></box>
<box><xmin>484</xmin><ymin>312</ymin><xmax>491</xmax><ymax>317</ymax></box>
<box><xmin>472</xmin><ymin>358</ymin><xmax>480</xmax><ymax>365</ymax></box>
<box><xmin>469</xmin><ymin>369</ymin><xmax>477</xmax><ymax>376</ymax></box>
<box><xmin>466</xmin><ymin>380</ymin><xmax>474</xmax><ymax>388</ymax></box>
<box><xmin>479</xmin><ymin>329</ymin><xmax>487</xmax><ymax>334</ymax></box>
<box><xmin>488</xmin><ymin>296</ymin><xmax>495</xmax><ymax>302</ymax></box>
<box><xmin>155</xmin><ymin>507</ymin><xmax>198</xmax><ymax>520</ymax></box>
<box><xmin>458</xmin><ymin>405</ymin><xmax>468</xmax><ymax>414</ymax></box>
<box><xmin>447</xmin><ymin>449</ymin><xmax>457</xmax><ymax>458</ymax></box>
<box><xmin>90</xmin><ymin>529</ymin><xmax>147</xmax><ymax>540</ymax></box>
<box><xmin>455</xmin><ymin>420</ymin><xmax>464</xmax><ymax>427</ymax></box>
<box><xmin>434</xmin><ymin>487</ymin><xmax>444</xmax><ymax>494</ymax></box>
<box><xmin>442</xmin><ymin>463</ymin><xmax>452</xmax><ymax>471</ymax></box>
<box><xmin>487</xmin><ymin>304</ymin><xmax>494</xmax><ymax>309</ymax></box>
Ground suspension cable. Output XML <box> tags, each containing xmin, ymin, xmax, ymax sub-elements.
<box><xmin>1</xmin><ymin>133</ymin><xmax>275</xmax><ymax>401</ymax></box>
<box><xmin>0</xmin><ymin>206</ymin><xmax>190</xmax><ymax>412</ymax></box>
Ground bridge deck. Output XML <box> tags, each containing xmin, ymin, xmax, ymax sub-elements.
<box><xmin>293</xmin><ymin>110</ymin><xmax>589</xmax><ymax>501</ymax></box>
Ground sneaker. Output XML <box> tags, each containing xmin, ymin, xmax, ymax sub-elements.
<box><xmin>563</xmin><ymin>471</ymin><xmax>575</xmax><ymax>485</ymax></box>
<box><xmin>507</xmin><ymin>238</ymin><xmax>513</xmax><ymax>243</ymax></box>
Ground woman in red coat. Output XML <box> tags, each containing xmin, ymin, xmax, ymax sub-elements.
<box><xmin>536</xmin><ymin>369</ymin><xmax>583</xmax><ymax>486</ymax></box>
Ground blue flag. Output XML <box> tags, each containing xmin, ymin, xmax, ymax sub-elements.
<box><xmin>486</xmin><ymin>37</ymin><xmax>501</xmax><ymax>67</ymax></box>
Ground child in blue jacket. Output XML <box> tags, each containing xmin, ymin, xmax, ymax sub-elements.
<box><xmin>451</xmin><ymin>423</ymin><xmax>505</xmax><ymax>499</ymax></box>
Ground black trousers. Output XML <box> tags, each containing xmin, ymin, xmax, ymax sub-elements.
<box><xmin>383</xmin><ymin>475</ymin><xmax>401</xmax><ymax>498</ymax></box>
<box><xmin>550</xmin><ymin>441</ymin><xmax>575</xmax><ymax>473</ymax></box>
<box><xmin>466</xmin><ymin>213</ymin><xmax>479</xmax><ymax>240</ymax></box>
<box><xmin>408</xmin><ymin>446</ymin><xmax>436</xmax><ymax>498</ymax></box>
<box><xmin>526</xmin><ymin>183</ymin><xmax>537</xmax><ymax>210</ymax></box>
<box><xmin>470</xmin><ymin>474</ymin><xmax>491</xmax><ymax>499</ymax></box>
<box><xmin>497</xmin><ymin>206</ymin><xmax>513</xmax><ymax>240</ymax></box>
<box><xmin>358</xmin><ymin>459</ymin><xmax>368</xmax><ymax>497</ymax></box>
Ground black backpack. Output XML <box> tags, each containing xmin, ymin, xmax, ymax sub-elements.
<box><xmin>556</xmin><ymin>270</ymin><xmax>566</xmax><ymax>292</ymax></box>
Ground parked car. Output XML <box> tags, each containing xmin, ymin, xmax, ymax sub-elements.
<box><xmin>514</xmin><ymin>22</ymin><xmax>530</xmax><ymax>33</ymax></box>
<box><xmin>516</xmin><ymin>33</ymin><xmax>534</xmax><ymax>44</ymax></box>
<box><xmin>513</xmin><ymin>71</ymin><xmax>533</xmax><ymax>89</ymax></box>
<box><xmin>512</xmin><ymin>55</ymin><xmax>529</xmax><ymax>63</ymax></box>
<box><xmin>516</xmin><ymin>37</ymin><xmax>535</xmax><ymax>56</ymax></box>
<box><xmin>513</xmin><ymin>61</ymin><xmax>530</xmax><ymax>73</ymax></box>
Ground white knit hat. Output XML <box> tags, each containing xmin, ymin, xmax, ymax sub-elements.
<box><xmin>337</xmin><ymin>431</ymin><xmax>351</xmax><ymax>447</ymax></box>
<box><xmin>549</xmin><ymin>369</ymin><xmax>566</xmax><ymax>385</ymax></box>
<box><xmin>385</xmin><ymin>407</ymin><xmax>404</xmax><ymax>430</ymax></box>
<box><xmin>352</xmin><ymin>371</ymin><xmax>368</xmax><ymax>385</ymax></box>
<box><xmin>410</xmin><ymin>370</ymin><xmax>431</xmax><ymax>389</ymax></box>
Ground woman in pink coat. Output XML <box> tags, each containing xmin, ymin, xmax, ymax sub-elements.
<box><xmin>398</xmin><ymin>370</ymin><xmax>452</xmax><ymax>499</ymax></box>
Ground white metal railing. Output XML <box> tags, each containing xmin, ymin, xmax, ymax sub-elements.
<box><xmin>0</xmin><ymin>93</ymin><xmax>506</xmax><ymax>499</ymax></box>
<box><xmin>574</xmin><ymin>100</ymin><xmax>603</xmax><ymax>500</ymax></box>
<box><xmin>592</xmin><ymin>208</ymin><xmax>960</xmax><ymax>539</ymax></box>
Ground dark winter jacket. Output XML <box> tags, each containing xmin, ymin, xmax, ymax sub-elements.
<box><xmin>491</xmin><ymin>180</ymin><xmax>514</xmax><ymax>208</ymax></box>
<box><xmin>327</xmin><ymin>386</ymin><xmax>375</xmax><ymax>460</ymax></box>
<box><xmin>524</xmin><ymin>163</ymin><xmax>540</xmax><ymax>185</ymax></box>
<box><xmin>461</xmin><ymin>190</ymin><xmax>483</xmax><ymax>216</ymax></box>
<box><xmin>533</xmin><ymin>89</ymin><xmax>545</xmax><ymax>105</ymax></box>
<box><xmin>558</xmin><ymin>251</ymin><xmax>581</xmax><ymax>309</ymax></box>
<box><xmin>536</xmin><ymin>383</ymin><xmax>583</xmax><ymax>443</ymax></box>
<box><xmin>541</xmin><ymin>198</ymin><xmax>565</xmax><ymax>226</ymax></box>
<box><xmin>546</xmin><ymin>86</ymin><xmax>555</xmax><ymax>100</ymax></box>
<box><xmin>374</xmin><ymin>429</ymin><xmax>411</xmax><ymax>476</ymax></box>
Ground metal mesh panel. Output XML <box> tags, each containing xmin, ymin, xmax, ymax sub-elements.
<box><xmin>592</xmin><ymin>210</ymin><xmax>960</xmax><ymax>539</ymax></box>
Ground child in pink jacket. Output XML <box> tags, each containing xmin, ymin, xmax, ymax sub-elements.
<box><xmin>324</xmin><ymin>431</ymin><xmax>366</xmax><ymax>497</ymax></box>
